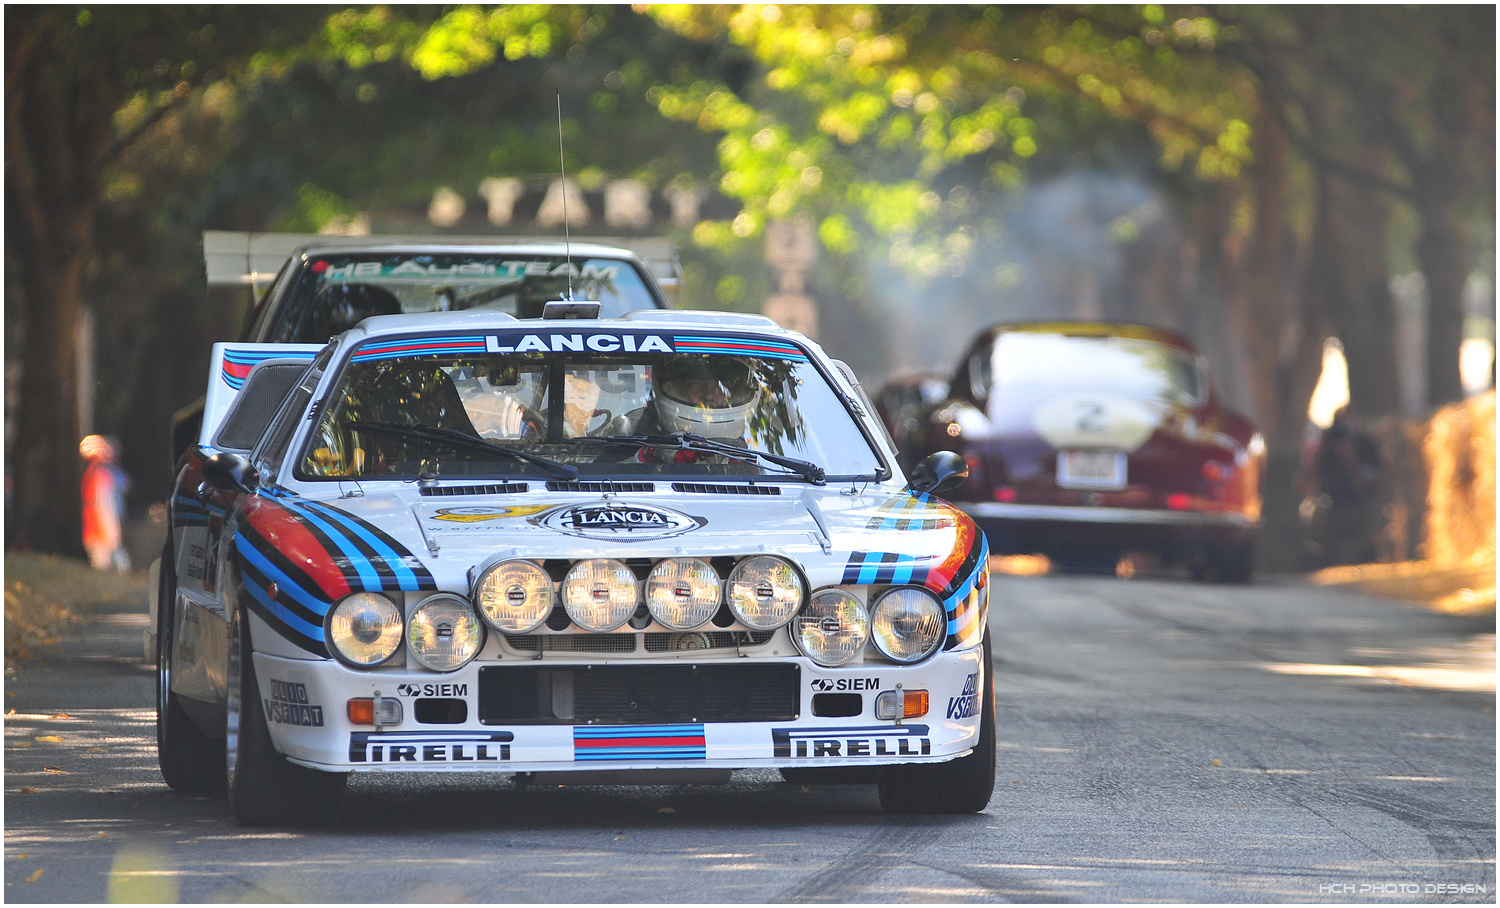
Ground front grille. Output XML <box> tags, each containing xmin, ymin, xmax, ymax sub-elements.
<box><xmin>478</xmin><ymin>663</ymin><xmax>800</xmax><ymax>725</ymax></box>
<box><xmin>501</xmin><ymin>630</ymin><xmax>774</xmax><ymax>655</ymax></box>
<box><xmin>671</xmin><ymin>482</ymin><xmax>782</xmax><ymax>495</ymax></box>
<box><xmin>546</xmin><ymin>480</ymin><xmax>655</xmax><ymax>493</ymax></box>
<box><xmin>503</xmin><ymin>633</ymin><xmax>638</xmax><ymax>654</ymax></box>
<box><xmin>643</xmin><ymin>630</ymin><xmax>775</xmax><ymax>652</ymax></box>
<box><xmin>420</xmin><ymin>483</ymin><xmax>528</xmax><ymax>496</ymax></box>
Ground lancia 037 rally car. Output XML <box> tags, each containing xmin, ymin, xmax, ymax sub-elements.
<box><xmin>882</xmin><ymin>321</ymin><xmax>1263</xmax><ymax>580</ymax></box>
<box><xmin>152</xmin><ymin>306</ymin><xmax>994</xmax><ymax>825</ymax></box>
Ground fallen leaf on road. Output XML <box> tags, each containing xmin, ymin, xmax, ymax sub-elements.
<box><xmin>17</xmin><ymin>787</ymin><xmax>38</xmax><ymax>793</ymax></box>
<box><xmin>49</xmin><ymin>713</ymin><xmax>70</xmax><ymax>719</ymax></box>
<box><xmin>89</xmin><ymin>832</ymin><xmax>106</xmax><ymax>838</ymax></box>
<box><xmin>1212</xmin><ymin>759</ymin><xmax>1222</xmax><ymax>766</ymax></box>
<box><xmin>656</xmin><ymin>807</ymin><xmax>676</xmax><ymax>814</ymax></box>
<box><xmin>34</xmin><ymin>736</ymin><xmax>60</xmax><ymax>743</ymax></box>
<box><xmin>87</xmin><ymin>747</ymin><xmax>105</xmax><ymax>753</ymax></box>
<box><xmin>42</xmin><ymin>766</ymin><xmax>66</xmax><ymax>774</ymax></box>
<box><xmin>14</xmin><ymin>854</ymin><xmax>26</xmax><ymax>859</ymax></box>
<box><xmin>26</xmin><ymin>869</ymin><xmax>43</xmax><ymax>883</ymax></box>
<box><xmin>12</xmin><ymin>741</ymin><xmax>31</xmax><ymax>748</ymax></box>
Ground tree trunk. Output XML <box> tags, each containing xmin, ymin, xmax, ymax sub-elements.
<box><xmin>1414</xmin><ymin>191</ymin><xmax>1469</xmax><ymax>407</ymax></box>
<box><xmin>1315</xmin><ymin>167</ymin><xmax>1403</xmax><ymax>419</ymax></box>
<box><xmin>5</xmin><ymin>32</ymin><xmax>107</xmax><ymax>553</ymax></box>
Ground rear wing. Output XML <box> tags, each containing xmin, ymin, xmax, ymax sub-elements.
<box><xmin>201</xmin><ymin>343</ymin><xmax>324</xmax><ymax>451</ymax></box>
<box><xmin>202</xmin><ymin>230</ymin><xmax>682</xmax><ymax>299</ymax></box>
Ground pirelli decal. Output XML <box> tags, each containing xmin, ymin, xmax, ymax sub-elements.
<box><xmin>349</xmin><ymin>730</ymin><xmax>514</xmax><ymax>764</ymax></box>
<box><xmin>773</xmin><ymin>725</ymin><xmax>932</xmax><ymax>759</ymax></box>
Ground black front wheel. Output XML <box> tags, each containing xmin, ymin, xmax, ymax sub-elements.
<box><xmin>878</xmin><ymin>630</ymin><xmax>996</xmax><ymax>814</ymax></box>
<box><xmin>226</xmin><ymin>609</ymin><xmax>347</xmax><ymax>826</ymax></box>
<box><xmin>156</xmin><ymin>541</ymin><xmax>224</xmax><ymax>792</ymax></box>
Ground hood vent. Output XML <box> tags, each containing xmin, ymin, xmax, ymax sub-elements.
<box><xmin>420</xmin><ymin>482</ymin><xmax>528</xmax><ymax>496</ymax></box>
<box><xmin>546</xmin><ymin>480</ymin><xmax>655</xmax><ymax>493</ymax></box>
<box><xmin>671</xmin><ymin>483</ymin><xmax>782</xmax><ymax>496</ymax></box>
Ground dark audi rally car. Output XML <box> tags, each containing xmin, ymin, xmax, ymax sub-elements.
<box><xmin>883</xmin><ymin>322</ymin><xmax>1263</xmax><ymax>581</ymax></box>
<box><xmin>151</xmin><ymin>306</ymin><xmax>995</xmax><ymax>825</ymax></box>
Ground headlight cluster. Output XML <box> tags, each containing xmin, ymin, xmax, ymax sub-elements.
<box><xmin>324</xmin><ymin>557</ymin><xmax>948</xmax><ymax>672</ymax></box>
<box><xmin>792</xmin><ymin>586</ymin><xmax>946</xmax><ymax>667</ymax></box>
<box><xmin>325</xmin><ymin>591</ymin><xmax>487</xmax><ymax>673</ymax></box>
<box><xmin>472</xmin><ymin>555</ymin><xmax>808</xmax><ymax>636</ymax></box>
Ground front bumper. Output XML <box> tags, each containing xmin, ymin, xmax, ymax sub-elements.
<box><xmin>252</xmin><ymin>646</ymin><xmax>985</xmax><ymax>773</ymax></box>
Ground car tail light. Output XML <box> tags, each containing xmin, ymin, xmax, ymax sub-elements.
<box><xmin>1166</xmin><ymin>493</ymin><xmax>1192</xmax><ymax>510</ymax></box>
<box><xmin>994</xmin><ymin>486</ymin><xmax>1017</xmax><ymax>503</ymax></box>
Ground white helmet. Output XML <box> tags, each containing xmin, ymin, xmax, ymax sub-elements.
<box><xmin>654</xmin><ymin>355</ymin><xmax>760</xmax><ymax>439</ymax></box>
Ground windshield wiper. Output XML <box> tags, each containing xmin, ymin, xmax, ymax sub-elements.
<box><xmin>576</xmin><ymin>432</ymin><xmax>825</xmax><ymax>484</ymax></box>
<box><xmin>347</xmin><ymin>420</ymin><xmax>578</xmax><ymax>479</ymax></box>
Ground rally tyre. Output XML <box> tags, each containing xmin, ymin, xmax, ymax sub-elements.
<box><xmin>1192</xmin><ymin>536</ymin><xmax>1256</xmax><ymax>584</ymax></box>
<box><xmin>227</xmin><ymin>610</ymin><xmax>346</xmax><ymax>826</ymax></box>
<box><xmin>878</xmin><ymin>630</ymin><xmax>996</xmax><ymax>814</ymax></box>
<box><xmin>156</xmin><ymin>542</ymin><xmax>224</xmax><ymax>793</ymax></box>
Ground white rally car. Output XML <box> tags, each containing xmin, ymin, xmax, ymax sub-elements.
<box><xmin>153</xmin><ymin>305</ymin><xmax>993</xmax><ymax>825</ymax></box>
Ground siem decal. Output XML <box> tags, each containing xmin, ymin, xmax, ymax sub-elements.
<box><xmin>265</xmin><ymin>679</ymin><xmax>324</xmax><ymax>727</ymax></box>
<box><xmin>533</xmin><ymin>503</ymin><xmax>706</xmax><ymax>541</ymax></box>
<box><xmin>810</xmin><ymin>677</ymin><xmax>880</xmax><ymax>693</ymax></box>
<box><xmin>349</xmin><ymin>730</ymin><xmax>513</xmax><ymax>763</ymax></box>
<box><xmin>394</xmin><ymin>682</ymin><xmax>469</xmax><ymax>698</ymax></box>
<box><xmin>772</xmin><ymin>725</ymin><xmax>931</xmax><ymax>759</ymax></box>
<box><xmin>946</xmin><ymin>672</ymin><xmax>978</xmax><ymax>720</ymax></box>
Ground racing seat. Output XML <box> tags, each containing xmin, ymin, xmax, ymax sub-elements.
<box><xmin>301</xmin><ymin>283</ymin><xmax>403</xmax><ymax>343</ymax></box>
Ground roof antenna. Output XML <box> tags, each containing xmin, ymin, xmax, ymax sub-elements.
<box><xmin>542</xmin><ymin>90</ymin><xmax>599</xmax><ymax>320</ymax></box>
<box><xmin>556</xmin><ymin>88</ymin><xmax>574</xmax><ymax>302</ymax></box>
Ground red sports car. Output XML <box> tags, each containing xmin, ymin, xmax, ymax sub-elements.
<box><xmin>883</xmin><ymin>322</ymin><xmax>1263</xmax><ymax>581</ymax></box>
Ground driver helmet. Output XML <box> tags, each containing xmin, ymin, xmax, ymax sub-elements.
<box><xmin>654</xmin><ymin>355</ymin><xmax>760</xmax><ymax>439</ymax></box>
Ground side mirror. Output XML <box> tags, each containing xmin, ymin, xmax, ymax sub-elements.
<box><xmin>201</xmin><ymin>451</ymin><xmax>259</xmax><ymax>495</ymax></box>
<box><xmin>907</xmin><ymin>450</ymin><xmax>968</xmax><ymax>496</ymax></box>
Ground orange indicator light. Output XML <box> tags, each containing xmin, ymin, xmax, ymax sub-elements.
<box><xmin>347</xmin><ymin>698</ymin><xmax>375</xmax><ymax>725</ymax></box>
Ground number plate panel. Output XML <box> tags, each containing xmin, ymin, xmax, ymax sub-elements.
<box><xmin>1056</xmin><ymin>450</ymin><xmax>1127</xmax><ymax>490</ymax></box>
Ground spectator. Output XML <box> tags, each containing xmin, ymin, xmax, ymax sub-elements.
<box><xmin>80</xmin><ymin>434</ymin><xmax>131</xmax><ymax>572</ymax></box>
<box><xmin>1309</xmin><ymin>408</ymin><xmax>1381</xmax><ymax>565</ymax></box>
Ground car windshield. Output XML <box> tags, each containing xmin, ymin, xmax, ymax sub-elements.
<box><xmin>267</xmin><ymin>253</ymin><xmax>660</xmax><ymax>344</ymax></box>
<box><xmin>984</xmin><ymin>333</ymin><xmax>1204</xmax><ymax>403</ymax></box>
<box><xmin>297</xmin><ymin>328</ymin><xmax>884</xmax><ymax>481</ymax></box>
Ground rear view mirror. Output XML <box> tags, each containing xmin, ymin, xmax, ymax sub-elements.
<box><xmin>907</xmin><ymin>451</ymin><xmax>968</xmax><ymax>495</ymax></box>
<box><xmin>201</xmin><ymin>451</ymin><xmax>259</xmax><ymax>495</ymax></box>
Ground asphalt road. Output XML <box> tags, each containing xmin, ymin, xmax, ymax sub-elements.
<box><xmin>5</xmin><ymin>569</ymin><xmax>1494</xmax><ymax>903</ymax></box>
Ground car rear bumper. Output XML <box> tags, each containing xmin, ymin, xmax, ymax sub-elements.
<box><xmin>963</xmin><ymin>501</ymin><xmax>1258</xmax><ymax>554</ymax></box>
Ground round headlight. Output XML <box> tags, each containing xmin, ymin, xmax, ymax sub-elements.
<box><xmin>726</xmin><ymin>556</ymin><xmax>804</xmax><ymax>630</ymax></box>
<box><xmin>406</xmin><ymin>594</ymin><xmax>484</xmax><ymax>672</ymax></box>
<box><xmin>326</xmin><ymin>592</ymin><xmax>403</xmax><ymax>667</ymax></box>
<box><xmin>646</xmin><ymin>558</ymin><xmax>721</xmax><ymax>630</ymax></box>
<box><xmin>792</xmin><ymin>589</ymin><xmax>870</xmax><ymax>666</ymax></box>
<box><xmin>562</xmin><ymin>559</ymin><xmax>637</xmax><ymax>631</ymax></box>
<box><xmin>870</xmin><ymin>588</ymin><xmax>946</xmax><ymax>663</ymax></box>
<box><xmin>475</xmin><ymin>559</ymin><xmax>554</xmax><ymax>633</ymax></box>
